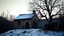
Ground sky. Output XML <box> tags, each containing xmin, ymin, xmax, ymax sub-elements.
<box><xmin>0</xmin><ymin>0</ymin><xmax>63</xmax><ymax>17</ymax></box>
<box><xmin>0</xmin><ymin>0</ymin><xmax>32</xmax><ymax>16</ymax></box>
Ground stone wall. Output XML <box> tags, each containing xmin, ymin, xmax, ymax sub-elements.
<box><xmin>14</xmin><ymin>19</ymin><xmax>34</xmax><ymax>29</ymax></box>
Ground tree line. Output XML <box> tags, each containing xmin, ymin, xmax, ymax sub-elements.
<box><xmin>0</xmin><ymin>10</ymin><xmax>15</xmax><ymax>21</ymax></box>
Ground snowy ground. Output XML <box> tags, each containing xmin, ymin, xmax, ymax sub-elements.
<box><xmin>0</xmin><ymin>29</ymin><xmax>64</xmax><ymax>36</ymax></box>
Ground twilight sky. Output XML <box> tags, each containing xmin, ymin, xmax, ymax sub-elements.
<box><xmin>0</xmin><ymin>0</ymin><xmax>63</xmax><ymax>17</ymax></box>
<box><xmin>0</xmin><ymin>0</ymin><xmax>32</xmax><ymax>16</ymax></box>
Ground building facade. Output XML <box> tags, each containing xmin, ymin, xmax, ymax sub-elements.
<box><xmin>14</xmin><ymin>13</ymin><xmax>39</xmax><ymax>28</ymax></box>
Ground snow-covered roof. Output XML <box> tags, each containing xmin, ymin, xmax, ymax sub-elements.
<box><xmin>14</xmin><ymin>14</ymin><xmax>35</xmax><ymax>20</ymax></box>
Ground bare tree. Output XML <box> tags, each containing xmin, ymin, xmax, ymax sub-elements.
<box><xmin>29</xmin><ymin>0</ymin><xmax>64</xmax><ymax>24</ymax></box>
<box><xmin>5</xmin><ymin>10</ymin><xmax>9</xmax><ymax>19</ymax></box>
<box><xmin>0</xmin><ymin>10</ymin><xmax>15</xmax><ymax>21</ymax></box>
<box><xmin>1</xmin><ymin>12</ymin><xmax>5</xmax><ymax>17</ymax></box>
<box><xmin>9</xmin><ymin>15</ymin><xmax>13</xmax><ymax>21</ymax></box>
<box><xmin>9</xmin><ymin>15</ymin><xmax>15</xmax><ymax>21</ymax></box>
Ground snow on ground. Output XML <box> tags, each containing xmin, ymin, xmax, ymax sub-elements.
<box><xmin>0</xmin><ymin>29</ymin><xmax>64</xmax><ymax>36</ymax></box>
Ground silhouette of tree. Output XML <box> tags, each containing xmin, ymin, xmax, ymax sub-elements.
<box><xmin>1</xmin><ymin>12</ymin><xmax>5</xmax><ymax>17</ymax></box>
<box><xmin>5</xmin><ymin>10</ymin><xmax>9</xmax><ymax>19</ymax></box>
<box><xmin>9</xmin><ymin>15</ymin><xmax>15</xmax><ymax>21</ymax></box>
<box><xmin>30</xmin><ymin>0</ymin><xmax>64</xmax><ymax>24</ymax></box>
<box><xmin>0</xmin><ymin>17</ymin><xmax>14</xmax><ymax>34</ymax></box>
<box><xmin>0</xmin><ymin>10</ymin><xmax>15</xmax><ymax>20</ymax></box>
<box><xmin>57</xmin><ymin>2</ymin><xmax>64</xmax><ymax>31</ymax></box>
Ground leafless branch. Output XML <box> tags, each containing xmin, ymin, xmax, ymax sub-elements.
<box><xmin>52</xmin><ymin>8</ymin><xmax>62</xmax><ymax>17</ymax></box>
<box><xmin>53</xmin><ymin>0</ymin><xmax>60</xmax><ymax>7</ymax></box>
<box><xmin>41</xmin><ymin>10</ymin><xmax>50</xmax><ymax>22</ymax></box>
<box><xmin>52</xmin><ymin>5</ymin><xmax>61</xmax><ymax>11</ymax></box>
<box><xmin>54</xmin><ymin>5</ymin><xmax>61</xmax><ymax>8</ymax></box>
<box><xmin>39</xmin><ymin>0</ymin><xmax>44</xmax><ymax>2</ymax></box>
<box><xmin>38</xmin><ymin>10</ymin><xmax>45</xmax><ymax>17</ymax></box>
<box><xmin>33</xmin><ymin>0</ymin><xmax>47</xmax><ymax>10</ymax></box>
<box><xmin>44</xmin><ymin>12</ymin><xmax>50</xmax><ymax>22</ymax></box>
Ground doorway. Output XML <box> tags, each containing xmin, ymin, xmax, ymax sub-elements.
<box><xmin>25</xmin><ymin>22</ymin><xmax>30</xmax><ymax>29</ymax></box>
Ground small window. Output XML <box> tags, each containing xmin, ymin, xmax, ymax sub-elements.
<box><xmin>18</xmin><ymin>21</ymin><xmax>20</xmax><ymax>25</ymax></box>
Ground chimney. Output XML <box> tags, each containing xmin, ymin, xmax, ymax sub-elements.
<box><xmin>33</xmin><ymin>10</ymin><xmax>36</xmax><ymax>14</ymax></box>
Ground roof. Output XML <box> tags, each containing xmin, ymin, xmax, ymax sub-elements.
<box><xmin>14</xmin><ymin>14</ymin><xmax>35</xmax><ymax>20</ymax></box>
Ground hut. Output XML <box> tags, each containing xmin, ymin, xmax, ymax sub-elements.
<box><xmin>14</xmin><ymin>10</ymin><xmax>39</xmax><ymax>28</ymax></box>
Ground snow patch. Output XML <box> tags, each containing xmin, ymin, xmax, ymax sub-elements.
<box><xmin>0</xmin><ymin>29</ymin><xmax>64</xmax><ymax>36</ymax></box>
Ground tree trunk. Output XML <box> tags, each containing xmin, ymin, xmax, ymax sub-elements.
<box><xmin>49</xmin><ymin>12</ymin><xmax>52</xmax><ymax>24</ymax></box>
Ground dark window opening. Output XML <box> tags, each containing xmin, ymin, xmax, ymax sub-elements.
<box><xmin>18</xmin><ymin>21</ymin><xmax>20</xmax><ymax>25</ymax></box>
